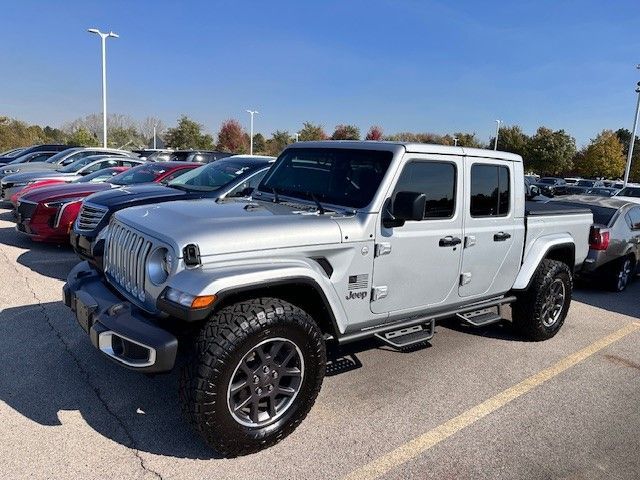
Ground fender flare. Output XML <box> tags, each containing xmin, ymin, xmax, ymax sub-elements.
<box><xmin>164</xmin><ymin>258</ymin><xmax>349</xmax><ymax>334</ymax></box>
<box><xmin>512</xmin><ymin>234</ymin><xmax>576</xmax><ymax>291</ymax></box>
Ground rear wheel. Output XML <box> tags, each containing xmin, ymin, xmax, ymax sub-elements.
<box><xmin>512</xmin><ymin>259</ymin><xmax>572</xmax><ymax>341</ymax></box>
<box><xmin>179</xmin><ymin>297</ymin><xmax>326</xmax><ymax>456</ymax></box>
<box><xmin>606</xmin><ymin>256</ymin><xmax>635</xmax><ymax>292</ymax></box>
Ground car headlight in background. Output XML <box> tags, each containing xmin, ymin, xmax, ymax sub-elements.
<box><xmin>147</xmin><ymin>247</ymin><xmax>174</xmax><ymax>285</ymax></box>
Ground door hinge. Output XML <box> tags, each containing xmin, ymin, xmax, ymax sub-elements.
<box><xmin>371</xmin><ymin>286</ymin><xmax>388</xmax><ymax>301</ymax></box>
<box><xmin>465</xmin><ymin>236</ymin><xmax>476</xmax><ymax>248</ymax></box>
<box><xmin>375</xmin><ymin>243</ymin><xmax>392</xmax><ymax>257</ymax></box>
<box><xmin>460</xmin><ymin>272</ymin><xmax>472</xmax><ymax>286</ymax></box>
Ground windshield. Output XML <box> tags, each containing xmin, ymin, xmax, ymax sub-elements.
<box><xmin>539</xmin><ymin>178</ymin><xmax>556</xmax><ymax>184</ymax></box>
<box><xmin>57</xmin><ymin>156</ymin><xmax>103</xmax><ymax>173</ymax></box>
<box><xmin>45</xmin><ymin>148</ymin><xmax>78</xmax><ymax>164</ymax></box>
<box><xmin>76</xmin><ymin>167</ymin><xmax>122</xmax><ymax>183</ymax></box>
<box><xmin>168</xmin><ymin>160</ymin><xmax>256</xmax><ymax>191</ymax></box>
<box><xmin>112</xmin><ymin>163</ymin><xmax>173</xmax><ymax>185</ymax></box>
<box><xmin>258</xmin><ymin>148</ymin><xmax>392</xmax><ymax>209</ymax></box>
<box><xmin>576</xmin><ymin>180</ymin><xmax>595</xmax><ymax>187</ymax></box>
<box><xmin>617</xmin><ymin>186</ymin><xmax>640</xmax><ymax>197</ymax></box>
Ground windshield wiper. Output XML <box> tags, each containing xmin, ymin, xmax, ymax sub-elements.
<box><xmin>309</xmin><ymin>192</ymin><xmax>325</xmax><ymax>215</ymax></box>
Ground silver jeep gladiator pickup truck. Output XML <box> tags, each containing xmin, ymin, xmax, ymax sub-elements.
<box><xmin>63</xmin><ymin>141</ymin><xmax>592</xmax><ymax>455</ymax></box>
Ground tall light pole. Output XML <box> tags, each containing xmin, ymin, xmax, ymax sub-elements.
<box><xmin>623</xmin><ymin>75</ymin><xmax>640</xmax><ymax>186</ymax></box>
<box><xmin>153</xmin><ymin>122</ymin><xmax>158</xmax><ymax>149</ymax></box>
<box><xmin>493</xmin><ymin>119</ymin><xmax>502</xmax><ymax>150</ymax></box>
<box><xmin>295</xmin><ymin>132</ymin><xmax>300</xmax><ymax>142</ymax></box>
<box><xmin>246</xmin><ymin>110</ymin><xmax>259</xmax><ymax>155</ymax></box>
<box><xmin>453</xmin><ymin>137</ymin><xmax>459</xmax><ymax>146</ymax></box>
<box><xmin>88</xmin><ymin>28</ymin><xmax>119</xmax><ymax>148</ymax></box>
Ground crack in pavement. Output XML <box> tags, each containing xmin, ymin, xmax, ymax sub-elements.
<box><xmin>0</xmin><ymin>247</ymin><xmax>164</xmax><ymax>480</ymax></box>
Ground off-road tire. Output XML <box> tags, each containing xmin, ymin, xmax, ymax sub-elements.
<box><xmin>605</xmin><ymin>255</ymin><xmax>635</xmax><ymax>292</ymax></box>
<box><xmin>179</xmin><ymin>297</ymin><xmax>326</xmax><ymax>456</ymax></box>
<box><xmin>512</xmin><ymin>259</ymin><xmax>572</xmax><ymax>341</ymax></box>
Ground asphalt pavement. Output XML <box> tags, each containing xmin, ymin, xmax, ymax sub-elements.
<box><xmin>0</xmin><ymin>205</ymin><xmax>638</xmax><ymax>480</ymax></box>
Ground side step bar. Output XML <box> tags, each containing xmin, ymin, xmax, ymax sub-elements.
<box><xmin>375</xmin><ymin>320</ymin><xmax>435</xmax><ymax>348</ymax></box>
<box><xmin>337</xmin><ymin>295</ymin><xmax>517</xmax><ymax>345</ymax></box>
<box><xmin>457</xmin><ymin>306</ymin><xmax>502</xmax><ymax>327</ymax></box>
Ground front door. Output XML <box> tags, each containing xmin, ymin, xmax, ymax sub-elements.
<box><xmin>458</xmin><ymin>159</ymin><xmax>522</xmax><ymax>298</ymax></box>
<box><xmin>371</xmin><ymin>154</ymin><xmax>463</xmax><ymax>314</ymax></box>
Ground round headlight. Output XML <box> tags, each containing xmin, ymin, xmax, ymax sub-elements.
<box><xmin>147</xmin><ymin>247</ymin><xmax>173</xmax><ymax>285</ymax></box>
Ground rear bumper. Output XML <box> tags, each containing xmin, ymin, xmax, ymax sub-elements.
<box><xmin>63</xmin><ymin>261</ymin><xmax>178</xmax><ymax>373</ymax></box>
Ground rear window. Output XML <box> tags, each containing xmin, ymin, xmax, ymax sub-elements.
<box><xmin>618</xmin><ymin>186</ymin><xmax>640</xmax><ymax>198</ymax></box>
<box><xmin>576</xmin><ymin>180</ymin><xmax>595</xmax><ymax>187</ymax></box>
<box><xmin>111</xmin><ymin>164</ymin><xmax>170</xmax><ymax>185</ymax></box>
<box><xmin>539</xmin><ymin>178</ymin><xmax>556</xmax><ymax>184</ymax></box>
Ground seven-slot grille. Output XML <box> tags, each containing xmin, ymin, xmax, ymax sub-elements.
<box><xmin>104</xmin><ymin>221</ymin><xmax>153</xmax><ymax>302</ymax></box>
<box><xmin>77</xmin><ymin>203</ymin><xmax>108</xmax><ymax>231</ymax></box>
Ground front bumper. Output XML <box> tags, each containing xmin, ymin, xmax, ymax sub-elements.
<box><xmin>70</xmin><ymin>229</ymin><xmax>104</xmax><ymax>269</ymax></box>
<box><xmin>63</xmin><ymin>261</ymin><xmax>178</xmax><ymax>373</ymax></box>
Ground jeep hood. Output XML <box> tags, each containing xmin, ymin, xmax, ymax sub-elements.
<box><xmin>114</xmin><ymin>199</ymin><xmax>344</xmax><ymax>257</ymax></box>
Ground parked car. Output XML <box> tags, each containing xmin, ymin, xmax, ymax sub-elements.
<box><xmin>133</xmin><ymin>149</ymin><xmax>173</xmax><ymax>162</ymax></box>
<box><xmin>169</xmin><ymin>150</ymin><xmax>234</xmax><ymax>163</ymax></box>
<box><xmin>1</xmin><ymin>156</ymin><xmax>145</xmax><ymax>201</ymax></box>
<box><xmin>14</xmin><ymin>163</ymin><xmax>197</xmax><ymax>243</ymax></box>
<box><xmin>534</xmin><ymin>177</ymin><xmax>568</xmax><ymax>196</ymax></box>
<box><xmin>3</xmin><ymin>150</ymin><xmax>60</xmax><ymax>166</ymax></box>
<box><xmin>10</xmin><ymin>166</ymin><xmax>129</xmax><ymax>207</ymax></box>
<box><xmin>71</xmin><ymin>155</ymin><xmax>275</xmax><ymax>268</ymax></box>
<box><xmin>0</xmin><ymin>144</ymin><xmax>71</xmax><ymax>165</ymax></box>
<box><xmin>551</xmin><ymin>195</ymin><xmax>640</xmax><ymax>291</ymax></box>
<box><xmin>525</xmin><ymin>177</ymin><xmax>550</xmax><ymax>202</ymax></box>
<box><xmin>0</xmin><ymin>147</ymin><xmax>137</xmax><ymax>178</ymax></box>
<box><xmin>584</xmin><ymin>187</ymin><xmax>618</xmax><ymax>197</ymax></box>
<box><xmin>564</xmin><ymin>179</ymin><xmax>605</xmax><ymax>195</ymax></box>
<box><xmin>63</xmin><ymin>142</ymin><xmax>592</xmax><ymax>455</ymax></box>
<box><xmin>615</xmin><ymin>184</ymin><xmax>640</xmax><ymax>198</ymax></box>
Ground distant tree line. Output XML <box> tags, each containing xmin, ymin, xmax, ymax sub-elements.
<box><xmin>1</xmin><ymin>114</ymin><xmax>638</xmax><ymax>181</ymax></box>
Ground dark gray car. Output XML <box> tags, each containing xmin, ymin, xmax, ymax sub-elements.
<box><xmin>551</xmin><ymin>195</ymin><xmax>640</xmax><ymax>291</ymax></box>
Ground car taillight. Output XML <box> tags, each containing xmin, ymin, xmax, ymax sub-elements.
<box><xmin>589</xmin><ymin>226</ymin><xmax>610</xmax><ymax>251</ymax></box>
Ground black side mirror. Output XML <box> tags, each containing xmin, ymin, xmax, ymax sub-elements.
<box><xmin>383</xmin><ymin>191</ymin><xmax>426</xmax><ymax>228</ymax></box>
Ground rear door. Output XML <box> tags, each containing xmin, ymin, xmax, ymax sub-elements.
<box><xmin>459</xmin><ymin>159</ymin><xmax>522</xmax><ymax>298</ymax></box>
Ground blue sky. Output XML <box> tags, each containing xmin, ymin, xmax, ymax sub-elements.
<box><xmin>1</xmin><ymin>0</ymin><xmax>639</xmax><ymax>146</ymax></box>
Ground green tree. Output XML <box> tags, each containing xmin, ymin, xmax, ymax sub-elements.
<box><xmin>216</xmin><ymin>119</ymin><xmax>247</xmax><ymax>153</ymax></box>
<box><xmin>252</xmin><ymin>133</ymin><xmax>266</xmax><ymax>153</ymax></box>
<box><xmin>266</xmin><ymin>130</ymin><xmax>293</xmax><ymax>156</ymax></box>
<box><xmin>452</xmin><ymin>132</ymin><xmax>483</xmax><ymax>148</ymax></box>
<box><xmin>66</xmin><ymin>127</ymin><xmax>99</xmax><ymax>147</ymax></box>
<box><xmin>331</xmin><ymin>124</ymin><xmax>360</xmax><ymax>140</ymax></box>
<box><xmin>298</xmin><ymin>122</ymin><xmax>327</xmax><ymax>141</ymax></box>
<box><xmin>164</xmin><ymin>115</ymin><xmax>215</xmax><ymax>149</ymax></box>
<box><xmin>490</xmin><ymin>125</ymin><xmax>529</xmax><ymax>157</ymax></box>
<box><xmin>526</xmin><ymin>127</ymin><xmax>576</xmax><ymax>175</ymax></box>
<box><xmin>574</xmin><ymin>130</ymin><xmax>626</xmax><ymax>178</ymax></box>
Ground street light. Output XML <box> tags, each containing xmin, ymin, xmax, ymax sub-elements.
<box><xmin>494</xmin><ymin>119</ymin><xmax>502</xmax><ymax>150</ymax></box>
<box><xmin>87</xmin><ymin>28</ymin><xmax>119</xmax><ymax>148</ymax></box>
<box><xmin>246</xmin><ymin>110</ymin><xmax>259</xmax><ymax>155</ymax></box>
<box><xmin>295</xmin><ymin>132</ymin><xmax>300</xmax><ymax>142</ymax></box>
<box><xmin>623</xmin><ymin>70</ymin><xmax>640</xmax><ymax>187</ymax></box>
<box><xmin>453</xmin><ymin>137</ymin><xmax>459</xmax><ymax>146</ymax></box>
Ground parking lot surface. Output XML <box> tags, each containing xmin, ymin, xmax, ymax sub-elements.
<box><xmin>0</xmin><ymin>205</ymin><xmax>638</xmax><ymax>480</ymax></box>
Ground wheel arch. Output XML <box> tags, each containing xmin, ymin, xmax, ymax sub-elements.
<box><xmin>512</xmin><ymin>235</ymin><xmax>576</xmax><ymax>291</ymax></box>
<box><xmin>212</xmin><ymin>277</ymin><xmax>341</xmax><ymax>339</ymax></box>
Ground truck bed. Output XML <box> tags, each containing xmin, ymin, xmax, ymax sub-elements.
<box><xmin>525</xmin><ymin>201</ymin><xmax>592</xmax><ymax>217</ymax></box>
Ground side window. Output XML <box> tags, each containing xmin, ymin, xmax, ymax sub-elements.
<box><xmin>470</xmin><ymin>164</ymin><xmax>510</xmax><ymax>217</ymax></box>
<box><xmin>627</xmin><ymin>207</ymin><xmax>640</xmax><ymax>230</ymax></box>
<box><xmin>192</xmin><ymin>154</ymin><xmax>205</xmax><ymax>163</ymax></box>
<box><xmin>28</xmin><ymin>152</ymin><xmax>53</xmax><ymax>163</ymax></box>
<box><xmin>227</xmin><ymin>170</ymin><xmax>269</xmax><ymax>197</ymax></box>
<box><xmin>119</xmin><ymin>160</ymin><xmax>139</xmax><ymax>167</ymax></box>
<box><xmin>84</xmin><ymin>160</ymin><xmax>117</xmax><ymax>173</ymax></box>
<box><xmin>393</xmin><ymin>161</ymin><xmax>456</xmax><ymax>219</ymax></box>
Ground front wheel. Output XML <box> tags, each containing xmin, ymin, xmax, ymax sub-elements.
<box><xmin>512</xmin><ymin>259</ymin><xmax>573</xmax><ymax>341</ymax></box>
<box><xmin>179</xmin><ymin>297</ymin><xmax>326</xmax><ymax>456</ymax></box>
